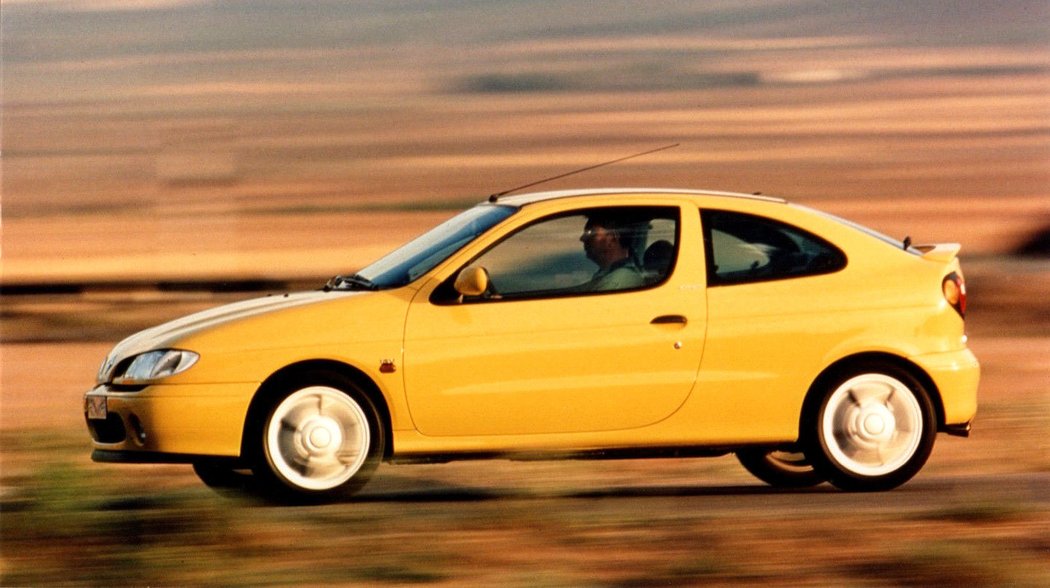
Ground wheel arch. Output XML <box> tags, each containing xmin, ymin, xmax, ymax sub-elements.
<box><xmin>800</xmin><ymin>352</ymin><xmax>945</xmax><ymax>436</ymax></box>
<box><xmin>240</xmin><ymin>359</ymin><xmax>394</xmax><ymax>462</ymax></box>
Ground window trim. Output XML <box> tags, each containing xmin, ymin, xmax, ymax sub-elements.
<box><xmin>701</xmin><ymin>208</ymin><xmax>847</xmax><ymax>287</ymax></box>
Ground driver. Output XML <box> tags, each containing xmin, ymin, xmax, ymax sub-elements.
<box><xmin>580</xmin><ymin>213</ymin><xmax>644</xmax><ymax>291</ymax></box>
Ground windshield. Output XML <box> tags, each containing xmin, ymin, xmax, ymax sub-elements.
<box><xmin>345</xmin><ymin>204</ymin><xmax>517</xmax><ymax>290</ymax></box>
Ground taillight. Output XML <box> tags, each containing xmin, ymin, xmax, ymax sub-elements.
<box><xmin>942</xmin><ymin>271</ymin><xmax>967</xmax><ymax>317</ymax></box>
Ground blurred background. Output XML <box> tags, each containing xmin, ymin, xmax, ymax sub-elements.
<box><xmin>4</xmin><ymin>0</ymin><xmax>1049</xmax><ymax>286</ymax></box>
<box><xmin>2</xmin><ymin>1</ymin><xmax>1049</xmax><ymax>585</ymax></box>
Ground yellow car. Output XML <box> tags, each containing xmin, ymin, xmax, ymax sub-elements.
<box><xmin>85</xmin><ymin>189</ymin><xmax>979</xmax><ymax>501</ymax></box>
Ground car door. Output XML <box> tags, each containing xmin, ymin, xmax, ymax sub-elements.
<box><xmin>402</xmin><ymin>204</ymin><xmax>707</xmax><ymax>437</ymax></box>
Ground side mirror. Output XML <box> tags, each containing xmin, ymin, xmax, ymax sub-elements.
<box><xmin>453</xmin><ymin>266</ymin><xmax>490</xmax><ymax>298</ymax></box>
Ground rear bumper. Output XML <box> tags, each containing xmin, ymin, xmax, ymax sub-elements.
<box><xmin>943</xmin><ymin>421</ymin><xmax>972</xmax><ymax>438</ymax></box>
<box><xmin>910</xmin><ymin>347</ymin><xmax>980</xmax><ymax>431</ymax></box>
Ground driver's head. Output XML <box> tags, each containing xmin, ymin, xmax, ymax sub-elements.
<box><xmin>581</xmin><ymin>213</ymin><xmax>631</xmax><ymax>268</ymax></box>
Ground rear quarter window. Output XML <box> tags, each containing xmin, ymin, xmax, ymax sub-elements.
<box><xmin>702</xmin><ymin>209</ymin><xmax>846</xmax><ymax>286</ymax></box>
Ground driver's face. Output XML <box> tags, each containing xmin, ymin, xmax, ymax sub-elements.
<box><xmin>581</xmin><ymin>222</ymin><xmax>614</xmax><ymax>264</ymax></box>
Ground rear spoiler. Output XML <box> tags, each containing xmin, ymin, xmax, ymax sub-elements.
<box><xmin>914</xmin><ymin>243</ymin><xmax>961</xmax><ymax>263</ymax></box>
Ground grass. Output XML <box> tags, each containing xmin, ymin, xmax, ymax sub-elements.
<box><xmin>923</xmin><ymin>500</ymin><xmax>1030</xmax><ymax>523</ymax></box>
<box><xmin>1</xmin><ymin>462</ymin><xmax>452</xmax><ymax>586</ymax></box>
<box><xmin>848</xmin><ymin>540</ymin><xmax>1050</xmax><ymax>587</ymax></box>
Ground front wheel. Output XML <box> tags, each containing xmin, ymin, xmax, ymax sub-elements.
<box><xmin>805</xmin><ymin>365</ymin><xmax>936</xmax><ymax>492</ymax></box>
<box><xmin>736</xmin><ymin>448</ymin><xmax>824</xmax><ymax>488</ymax></box>
<box><xmin>252</xmin><ymin>374</ymin><xmax>383</xmax><ymax>503</ymax></box>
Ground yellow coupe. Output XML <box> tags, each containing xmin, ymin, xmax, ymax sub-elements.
<box><xmin>85</xmin><ymin>189</ymin><xmax>979</xmax><ymax>501</ymax></box>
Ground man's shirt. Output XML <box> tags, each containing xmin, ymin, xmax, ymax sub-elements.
<box><xmin>589</xmin><ymin>258</ymin><xmax>644</xmax><ymax>291</ymax></box>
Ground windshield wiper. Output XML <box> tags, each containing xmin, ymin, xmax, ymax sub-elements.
<box><xmin>323</xmin><ymin>274</ymin><xmax>378</xmax><ymax>292</ymax></box>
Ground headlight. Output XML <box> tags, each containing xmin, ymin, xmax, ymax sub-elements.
<box><xmin>112</xmin><ymin>349</ymin><xmax>200</xmax><ymax>385</ymax></box>
<box><xmin>97</xmin><ymin>353</ymin><xmax>119</xmax><ymax>384</ymax></box>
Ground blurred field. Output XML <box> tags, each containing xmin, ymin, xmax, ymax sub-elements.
<box><xmin>3</xmin><ymin>2</ymin><xmax>1049</xmax><ymax>284</ymax></box>
<box><xmin>2</xmin><ymin>1</ymin><xmax>1050</xmax><ymax>586</ymax></box>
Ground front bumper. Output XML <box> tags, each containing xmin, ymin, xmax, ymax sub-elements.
<box><xmin>84</xmin><ymin>381</ymin><xmax>258</xmax><ymax>461</ymax></box>
<box><xmin>910</xmin><ymin>347</ymin><xmax>980</xmax><ymax>432</ymax></box>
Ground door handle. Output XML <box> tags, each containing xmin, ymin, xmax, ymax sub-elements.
<box><xmin>651</xmin><ymin>314</ymin><xmax>687</xmax><ymax>325</ymax></box>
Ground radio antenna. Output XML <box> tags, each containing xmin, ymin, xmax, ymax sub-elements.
<box><xmin>489</xmin><ymin>143</ymin><xmax>680</xmax><ymax>201</ymax></box>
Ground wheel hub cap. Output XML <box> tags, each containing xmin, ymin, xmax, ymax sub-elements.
<box><xmin>821</xmin><ymin>374</ymin><xmax>925</xmax><ymax>477</ymax></box>
<box><xmin>265</xmin><ymin>386</ymin><xmax>371</xmax><ymax>492</ymax></box>
<box><xmin>300</xmin><ymin>416</ymin><xmax>343</xmax><ymax>456</ymax></box>
<box><xmin>849</xmin><ymin>403</ymin><xmax>897</xmax><ymax>446</ymax></box>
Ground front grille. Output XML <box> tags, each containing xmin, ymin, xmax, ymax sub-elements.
<box><xmin>87</xmin><ymin>414</ymin><xmax>126</xmax><ymax>444</ymax></box>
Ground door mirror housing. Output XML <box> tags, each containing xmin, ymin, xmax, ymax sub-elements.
<box><xmin>453</xmin><ymin>266</ymin><xmax>490</xmax><ymax>298</ymax></box>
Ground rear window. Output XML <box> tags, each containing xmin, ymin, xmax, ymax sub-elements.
<box><xmin>796</xmin><ymin>204</ymin><xmax>922</xmax><ymax>256</ymax></box>
<box><xmin>702</xmin><ymin>209</ymin><xmax>847</xmax><ymax>286</ymax></box>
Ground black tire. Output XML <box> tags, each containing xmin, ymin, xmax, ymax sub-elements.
<box><xmin>736</xmin><ymin>448</ymin><xmax>824</xmax><ymax>488</ymax></box>
<box><xmin>250</xmin><ymin>371</ymin><xmax>384</xmax><ymax>503</ymax></box>
<box><xmin>803</xmin><ymin>363</ymin><xmax>936</xmax><ymax>492</ymax></box>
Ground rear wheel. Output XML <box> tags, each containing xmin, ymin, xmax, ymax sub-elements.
<box><xmin>736</xmin><ymin>448</ymin><xmax>824</xmax><ymax>488</ymax></box>
<box><xmin>251</xmin><ymin>373</ymin><xmax>383</xmax><ymax>503</ymax></box>
<box><xmin>805</xmin><ymin>364</ymin><xmax>936</xmax><ymax>492</ymax></box>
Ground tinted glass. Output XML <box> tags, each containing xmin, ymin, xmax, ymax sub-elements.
<box><xmin>450</xmin><ymin>206</ymin><xmax>679</xmax><ymax>301</ymax></box>
<box><xmin>702</xmin><ymin>209</ymin><xmax>846</xmax><ymax>285</ymax></box>
<box><xmin>356</xmin><ymin>204</ymin><xmax>516</xmax><ymax>288</ymax></box>
<box><xmin>799</xmin><ymin>205</ymin><xmax>921</xmax><ymax>256</ymax></box>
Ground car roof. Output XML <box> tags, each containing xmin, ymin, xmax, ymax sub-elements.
<box><xmin>489</xmin><ymin>188</ymin><xmax>788</xmax><ymax>208</ymax></box>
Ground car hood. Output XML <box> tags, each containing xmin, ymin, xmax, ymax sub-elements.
<box><xmin>100</xmin><ymin>291</ymin><xmax>360</xmax><ymax>377</ymax></box>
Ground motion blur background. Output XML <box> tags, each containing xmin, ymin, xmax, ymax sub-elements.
<box><xmin>2</xmin><ymin>1</ymin><xmax>1048</xmax><ymax>585</ymax></box>
<box><xmin>4</xmin><ymin>0</ymin><xmax>1048</xmax><ymax>286</ymax></box>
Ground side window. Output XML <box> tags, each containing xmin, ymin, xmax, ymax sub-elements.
<box><xmin>702</xmin><ymin>209</ymin><xmax>845</xmax><ymax>286</ymax></box>
<box><xmin>446</xmin><ymin>206</ymin><xmax>679</xmax><ymax>301</ymax></box>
